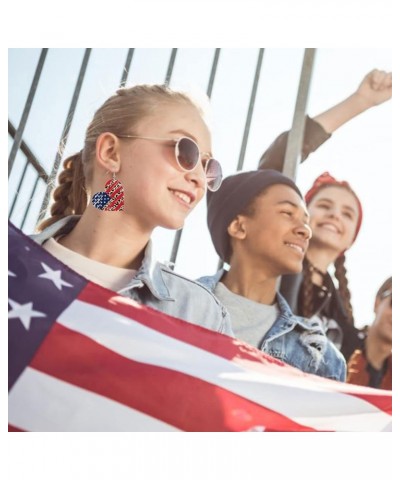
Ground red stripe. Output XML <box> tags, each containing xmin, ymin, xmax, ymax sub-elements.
<box><xmin>78</xmin><ymin>283</ymin><xmax>288</xmax><ymax>367</ymax></box>
<box><xmin>105</xmin><ymin>180</ymin><xmax>121</xmax><ymax>193</ymax></box>
<box><xmin>105</xmin><ymin>197</ymin><xmax>124</xmax><ymax>211</ymax></box>
<box><xmin>29</xmin><ymin>323</ymin><xmax>316</xmax><ymax>432</ymax></box>
<box><xmin>8</xmin><ymin>424</ymin><xmax>25</xmax><ymax>432</ymax></box>
<box><xmin>106</xmin><ymin>189</ymin><xmax>123</xmax><ymax>201</ymax></box>
<box><xmin>77</xmin><ymin>284</ymin><xmax>392</xmax><ymax>415</ymax></box>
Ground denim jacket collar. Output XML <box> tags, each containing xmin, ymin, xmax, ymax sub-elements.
<box><xmin>31</xmin><ymin>215</ymin><xmax>174</xmax><ymax>302</ymax></box>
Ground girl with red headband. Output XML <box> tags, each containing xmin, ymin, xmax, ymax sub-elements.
<box><xmin>258</xmin><ymin>69</ymin><xmax>391</xmax><ymax>360</ymax></box>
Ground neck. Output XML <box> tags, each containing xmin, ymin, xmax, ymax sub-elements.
<box><xmin>58</xmin><ymin>208</ymin><xmax>151</xmax><ymax>269</ymax></box>
<box><xmin>365</xmin><ymin>328</ymin><xmax>392</xmax><ymax>370</ymax></box>
<box><xmin>306</xmin><ymin>245</ymin><xmax>338</xmax><ymax>273</ymax></box>
<box><xmin>222</xmin><ymin>259</ymin><xmax>278</xmax><ymax>305</ymax></box>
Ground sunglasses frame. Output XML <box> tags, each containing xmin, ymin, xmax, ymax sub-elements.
<box><xmin>116</xmin><ymin>134</ymin><xmax>222</xmax><ymax>191</ymax></box>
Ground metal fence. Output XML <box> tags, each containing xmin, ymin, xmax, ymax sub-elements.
<box><xmin>8</xmin><ymin>48</ymin><xmax>314</xmax><ymax>268</ymax></box>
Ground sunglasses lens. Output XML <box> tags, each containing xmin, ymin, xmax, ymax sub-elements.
<box><xmin>206</xmin><ymin>159</ymin><xmax>223</xmax><ymax>192</ymax></box>
<box><xmin>177</xmin><ymin>137</ymin><xmax>222</xmax><ymax>191</ymax></box>
<box><xmin>177</xmin><ymin>137</ymin><xmax>199</xmax><ymax>171</ymax></box>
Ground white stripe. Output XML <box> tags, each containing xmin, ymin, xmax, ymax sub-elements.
<box><xmin>55</xmin><ymin>300</ymin><xmax>391</xmax><ymax>432</ymax></box>
<box><xmin>9</xmin><ymin>368</ymin><xmax>180</xmax><ymax>432</ymax></box>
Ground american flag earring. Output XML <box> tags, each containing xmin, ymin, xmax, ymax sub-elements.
<box><xmin>91</xmin><ymin>171</ymin><xmax>125</xmax><ymax>211</ymax></box>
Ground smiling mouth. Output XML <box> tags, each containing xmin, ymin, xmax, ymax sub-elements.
<box><xmin>284</xmin><ymin>242</ymin><xmax>305</xmax><ymax>254</ymax></box>
<box><xmin>319</xmin><ymin>223</ymin><xmax>341</xmax><ymax>234</ymax></box>
<box><xmin>169</xmin><ymin>189</ymin><xmax>194</xmax><ymax>206</ymax></box>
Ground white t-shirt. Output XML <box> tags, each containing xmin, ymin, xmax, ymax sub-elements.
<box><xmin>214</xmin><ymin>282</ymin><xmax>278</xmax><ymax>348</ymax></box>
<box><xmin>43</xmin><ymin>237</ymin><xmax>136</xmax><ymax>292</ymax></box>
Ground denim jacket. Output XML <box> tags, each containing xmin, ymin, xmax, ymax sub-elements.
<box><xmin>31</xmin><ymin>217</ymin><xmax>233</xmax><ymax>336</ymax></box>
<box><xmin>198</xmin><ymin>270</ymin><xmax>346</xmax><ymax>381</ymax></box>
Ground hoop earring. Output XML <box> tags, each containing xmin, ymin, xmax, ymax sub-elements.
<box><xmin>91</xmin><ymin>172</ymin><xmax>125</xmax><ymax>211</ymax></box>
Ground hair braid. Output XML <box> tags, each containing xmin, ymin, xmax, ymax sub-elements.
<box><xmin>302</xmin><ymin>258</ymin><xmax>316</xmax><ymax>318</ymax></box>
<box><xmin>334</xmin><ymin>254</ymin><xmax>355</xmax><ymax>325</ymax></box>
<box><xmin>38</xmin><ymin>152</ymin><xmax>87</xmax><ymax>231</ymax></box>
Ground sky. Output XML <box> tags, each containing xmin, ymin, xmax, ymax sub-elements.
<box><xmin>4</xmin><ymin>0</ymin><xmax>396</xmax><ymax>476</ymax></box>
<box><xmin>9</xmin><ymin>47</ymin><xmax>392</xmax><ymax>328</ymax></box>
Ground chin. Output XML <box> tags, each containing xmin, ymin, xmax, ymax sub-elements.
<box><xmin>163</xmin><ymin>218</ymin><xmax>186</xmax><ymax>231</ymax></box>
<box><xmin>281</xmin><ymin>261</ymin><xmax>303</xmax><ymax>275</ymax></box>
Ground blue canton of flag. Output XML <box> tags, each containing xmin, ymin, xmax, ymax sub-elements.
<box><xmin>8</xmin><ymin>221</ymin><xmax>87</xmax><ymax>390</ymax></box>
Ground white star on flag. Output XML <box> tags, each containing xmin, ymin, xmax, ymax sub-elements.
<box><xmin>9</xmin><ymin>270</ymin><xmax>16</xmax><ymax>277</ymax></box>
<box><xmin>38</xmin><ymin>262</ymin><xmax>73</xmax><ymax>290</ymax></box>
<box><xmin>8</xmin><ymin>299</ymin><xmax>46</xmax><ymax>330</ymax></box>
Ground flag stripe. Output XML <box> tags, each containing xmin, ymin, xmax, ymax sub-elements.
<box><xmin>31</xmin><ymin>299</ymin><xmax>391</xmax><ymax>431</ymax></box>
<box><xmin>78</xmin><ymin>284</ymin><xmax>391</xmax><ymax>415</ymax></box>
<box><xmin>29</xmin><ymin>323</ymin><xmax>315</xmax><ymax>432</ymax></box>
<box><xmin>9</xmin><ymin>368</ymin><xmax>181</xmax><ymax>432</ymax></box>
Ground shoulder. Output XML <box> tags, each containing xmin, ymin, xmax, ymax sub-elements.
<box><xmin>347</xmin><ymin>349</ymin><xmax>366</xmax><ymax>371</ymax></box>
<box><xmin>158</xmin><ymin>264</ymin><xmax>233</xmax><ymax>336</ymax></box>
<box><xmin>196</xmin><ymin>273</ymin><xmax>219</xmax><ymax>291</ymax></box>
<box><xmin>30</xmin><ymin>216</ymin><xmax>80</xmax><ymax>245</ymax></box>
<box><xmin>160</xmin><ymin>265</ymin><xmax>224</xmax><ymax>307</ymax></box>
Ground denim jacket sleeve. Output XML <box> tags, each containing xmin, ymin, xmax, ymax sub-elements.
<box><xmin>315</xmin><ymin>337</ymin><xmax>347</xmax><ymax>382</ymax></box>
<box><xmin>261</xmin><ymin>295</ymin><xmax>347</xmax><ymax>382</ymax></box>
<box><xmin>297</xmin><ymin>315</ymin><xmax>346</xmax><ymax>381</ymax></box>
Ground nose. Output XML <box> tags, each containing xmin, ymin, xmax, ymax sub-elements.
<box><xmin>184</xmin><ymin>166</ymin><xmax>206</xmax><ymax>192</ymax></box>
<box><xmin>295</xmin><ymin>222</ymin><xmax>312</xmax><ymax>241</ymax></box>
<box><xmin>327</xmin><ymin>206</ymin><xmax>340</xmax><ymax>220</ymax></box>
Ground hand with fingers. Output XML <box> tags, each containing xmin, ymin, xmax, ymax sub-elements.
<box><xmin>355</xmin><ymin>69</ymin><xmax>392</xmax><ymax>107</ymax></box>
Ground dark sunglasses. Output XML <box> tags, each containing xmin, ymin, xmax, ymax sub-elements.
<box><xmin>117</xmin><ymin>135</ymin><xmax>223</xmax><ymax>192</ymax></box>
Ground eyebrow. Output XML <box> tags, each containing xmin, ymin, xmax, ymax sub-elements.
<box><xmin>316</xmin><ymin>197</ymin><xmax>357</xmax><ymax>215</ymax></box>
<box><xmin>169</xmin><ymin>129</ymin><xmax>197</xmax><ymax>141</ymax></box>
<box><xmin>276</xmin><ymin>200</ymin><xmax>310</xmax><ymax>220</ymax></box>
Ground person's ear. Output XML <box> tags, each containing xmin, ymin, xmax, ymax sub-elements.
<box><xmin>95</xmin><ymin>132</ymin><xmax>121</xmax><ymax>173</ymax></box>
<box><xmin>227</xmin><ymin>216</ymin><xmax>247</xmax><ymax>240</ymax></box>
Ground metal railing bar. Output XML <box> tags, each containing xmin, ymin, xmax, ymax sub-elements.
<box><xmin>216</xmin><ymin>48</ymin><xmax>265</xmax><ymax>271</ymax></box>
<box><xmin>8</xmin><ymin>119</ymin><xmax>48</xmax><ymax>182</ymax></box>
<box><xmin>9</xmin><ymin>158</ymin><xmax>29</xmax><ymax>218</ymax></box>
<box><xmin>20</xmin><ymin>175</ymin><xmax>41</xmax><ymax>230</ymax></box>
<box><xmin>8</xmin><ymin>49</ymin><xmax>48</xmax><ymax>177</ymax></box>
<box><xmin>169</xmin><ymin>48</ymin><xmax>221</xmax><ymax>268</ymax></box>
<box><xmin>37</xmin><ymin>48</ymin><xmax>92</xmax><ymax>226</ymax></box>
<box><xmin>164</xmin><ymin>49</ymin><xmax>178</xmax><ymax>85</ymax></box>
<box><xmin>119</xmin><ymin>49</ymin><xmax>135</xmax><ymax>87</ymax></box>
<box><xmin>206</xmin><ymin>48</ymin><xmax>220</xmax><ymax>97</ymax></box>
<box><xmin>236</xmin><ymin>48</ymin><xmax>264</xmax><ymax>172</ymax></box>
<box><xmin>282</xmin><ymin>48</ymin><xmax>316</xmax><ymax>180</ymax></box>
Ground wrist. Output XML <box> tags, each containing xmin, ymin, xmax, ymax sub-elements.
<box><xmin>348</xmin><ymin>92</ymin><xmax>375</xmax><ymax>112</ymax></box>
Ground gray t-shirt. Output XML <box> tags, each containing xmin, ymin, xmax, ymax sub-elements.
<box><xmin>215</xmin><ymin>282</ymin><xmax>278</xmax><ymax>348</ymax></box>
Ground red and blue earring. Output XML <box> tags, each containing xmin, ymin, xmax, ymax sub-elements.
<box><xmin>92</xmin><ymin>172</ymin><xmax>125</xmax><ymax>211</ymax></box>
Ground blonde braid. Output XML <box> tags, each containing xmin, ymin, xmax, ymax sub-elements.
<box><xmin>38</xmin><ymin>152</ymin><xmax>87</xmax><ymax>231</ymax></box>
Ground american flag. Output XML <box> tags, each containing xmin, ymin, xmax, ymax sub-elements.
<box><xmin>8</xmin><ymin>222</ymin><xmax>392</xmax><ymax>432</ymax></box>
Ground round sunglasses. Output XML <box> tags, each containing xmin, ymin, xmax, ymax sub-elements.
<box><xmin>117</xmin><ymin>135</ymin><xmax>223</xmax><ymax>192</ymax></box>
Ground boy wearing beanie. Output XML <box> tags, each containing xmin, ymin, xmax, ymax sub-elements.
<box><xmin>198</xmin><ymin>169</ymin><xmax>346</xmax><ymax>381</ymax></box>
